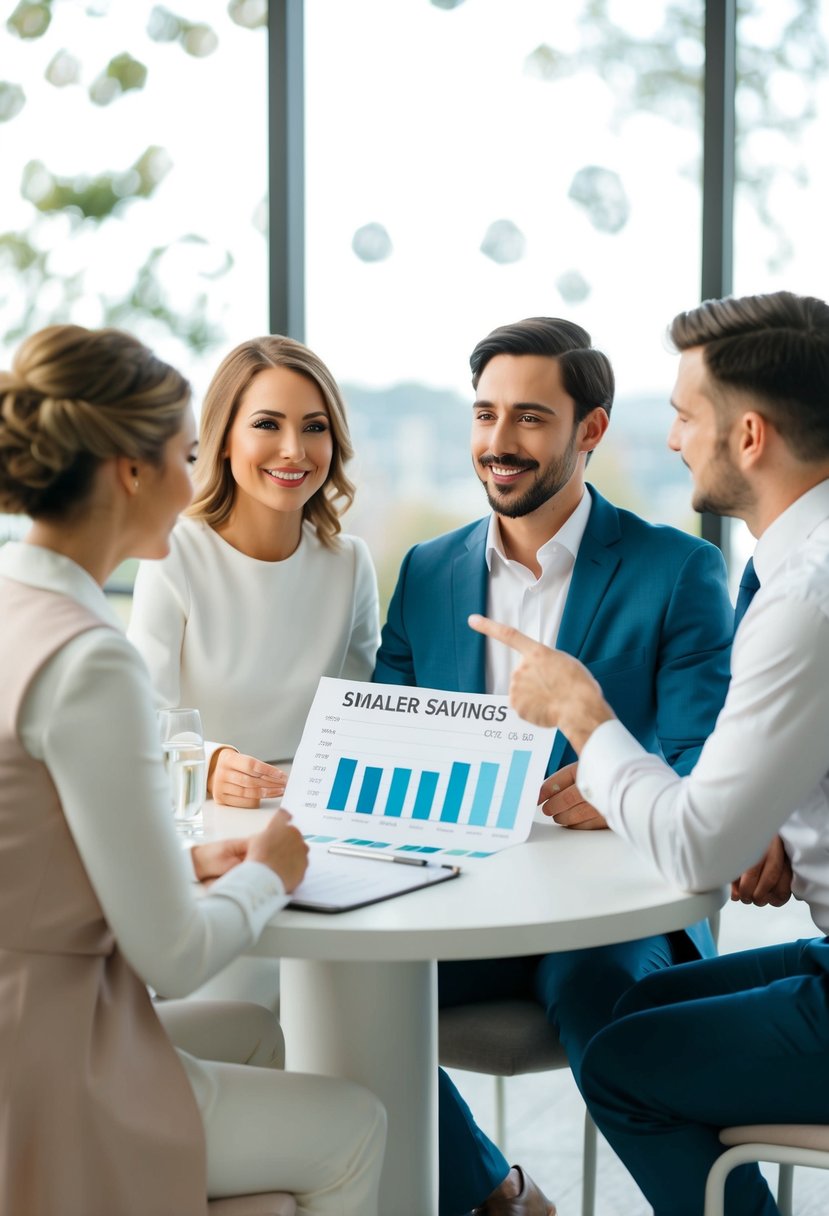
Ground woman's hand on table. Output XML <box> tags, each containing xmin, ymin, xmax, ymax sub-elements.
<box><xmin>208</xmin><ymin>747</ymin><xmax>288</xmax><ymax>808</ymax></box>
<box><xmin>538</xmin><ymin>763</ymin><xmax>609</xmax><ymax>830</ymax></box>
<box><xmin>247</xmin><ymin>808</ymin><xmax>309</xmax><ymax>892</ymax></box>
<box><xmin>191</xmin><ymin>836</ymin><xmax>250</xmax><ymax>882</ymax></box>
<box><xmin>191</xmin><ymin>810</ymin><xmax>308</xmax><ymax>892</ymax></box>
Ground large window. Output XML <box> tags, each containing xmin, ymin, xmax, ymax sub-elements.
<box><xmin>0</xmin><ymin>1</ymin><xmax>268</xmax><ymax>401</ymax></box>
<box><xmin>726</xmin><ymin>0</ymin><xmax>829</xmax><ymax>583</ymax></box>
<box><xmin>5</xmin><ymin>1</ymin><xmax>829</xmax><ymax>598</ymax></box>
<box><xmin>0</xmin><ymin>0</ymin><xmax>269</xmax><ymax>587</ymax></box>
<box><xmin>304</xmin><ymin>0</ymin><xmax>707</xmax><ymax>604</ymax></box>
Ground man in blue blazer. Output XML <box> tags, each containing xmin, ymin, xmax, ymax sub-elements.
<box><xmin>373</xmin><ymin>316</ymin><xmax>733</xmax><ymax>1216</ymax></box>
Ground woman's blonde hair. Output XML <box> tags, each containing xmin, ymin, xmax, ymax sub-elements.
<box><xmin>188</xmin><ymin>335</ymin><xmax>355</xmax><ymax>548</ymax></box>
<box><xmin>0</xmin><ymin>324</ymin><xmax>190</xmax><ymax>519</ymax></box>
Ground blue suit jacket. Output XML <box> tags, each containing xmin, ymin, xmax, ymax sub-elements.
<box><xmin>373</xmin><ymin>485</ymin><xmax>733</xmax><ymax>958</ymax></box>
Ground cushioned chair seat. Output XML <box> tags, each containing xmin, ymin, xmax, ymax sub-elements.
<box><xmin>439</xmin><ymin>999</ymin><xmax>596</xmax><ymax>1216</ymax></box>
<box><xmin>208</xmin><ymin>1193</ymin><xmax>296</xmax><ymax>1215</ymax></box>
<box><xmin>439</xmin><ymin>999</ymin><xmax>568</xmax><ymax>1074</ymax></box>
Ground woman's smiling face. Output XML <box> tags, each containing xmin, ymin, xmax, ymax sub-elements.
<box><xmin>223</xmin><ymin>365</ymin><xmax>334</xmax><ymax>520</ymax></box>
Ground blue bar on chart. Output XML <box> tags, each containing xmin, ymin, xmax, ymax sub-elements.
<box><xmin>384</xmin><ymin>767</ymin><xmax>412</xmax><ymax>818</ymax></box>
<box><xmin>496</xmin><ymin>750</ymin><xmax>532</xmax><ymax>829</ymax></box>
<box><xmin>411</xmin><ymin>770</ymin><xmax>439</xmax><ymax>820</ymax></box>
<box><xmin>468</xmin><ymin>761</ymin><xmax>499</xmax><ymax>827</ymax></box>
<box><xmin>440</xmin><ymin>762</ymin><xmax>470</xmax><ymax>823</ymax></box>
<box><xmin>356</xmin><ymin>766</ymin><xmax>383</xmax><ymax>814</ymax></box>
<box><xmin>327</xmin><ymin>757</ymin><xmax>357</xmax><ymax>811</ymax></box>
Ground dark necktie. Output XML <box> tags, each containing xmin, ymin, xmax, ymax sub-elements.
<box><xmin>734</xmin><ymin>557</ymin><xmax>760</xmax><ymax>629</ymax></box>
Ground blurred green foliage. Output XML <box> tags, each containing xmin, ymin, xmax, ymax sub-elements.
<box><xmin>0</xmin><ymin>81</ymin><xmax>25</xmax><ymax>122</ymax></box>
<box><xmin>6</xmin><ymin>1</ymin><xmax>52</xmax><ymax>41</ymax></box>
<box><xmin>103</xmin><ymin>239</ymin><xmax>228</xmax><ymax>353</ymax></box>
<box><xmin>146</xmin><ymin>7</ymin><xmax>220</xmax><ymax>55</ymax></box>
<box><xmin>525</xmin><ymin>0</ymin><xmax>829</xmax><ymax>272</ymax></box>
<box><xmin>44</xmin><ymin>50</ymin><xmax>80</xmax><ymax>88</ymax></box>
<box><xmin>21</xmin><ymin>146</ymin><xmax>170</xmax><ymax>219</ymax></box>
<box><xmin>0</xmin><ymin>1</ymin><xmax>254</xmax><ymax>362</ymax></box>
<box><xmin>227</xmin><ymin>0</ymin><xmax>267</xmax><ymax>31</ymax></box>
<box><xmin>2</xmin><ymin>0</ymin><xmax>827</xmax><ymax>362</ymax></box>
<box><xmin>89</xmin><ymin>52</ymin><xmax>148</xmax><ymax>106</ymax></box>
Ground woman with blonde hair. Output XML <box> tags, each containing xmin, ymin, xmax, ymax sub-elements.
<box><xmin>129</xmin><ymin>334</ymin><xmax>379</xmax><ymax>809</ymax></box>
<box><xmin>0</xmin><ymin>324</ymin><xmax>385</xmax><ymax>1216</ymax></box>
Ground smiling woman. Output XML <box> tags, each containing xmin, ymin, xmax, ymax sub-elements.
<box><xmin>128</xmin><ymin>334</ymin><xmax>379</xmax><ymax>781</ymax></box>
<box><xmin>127</xmin><ymin>335</ymin><xmax>381</xmax><ymax>1009</ymax></box>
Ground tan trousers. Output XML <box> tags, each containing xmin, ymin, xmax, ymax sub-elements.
<box><xmin>186</xmin><ymin>957</ymin><xmax>281</xmax><ymax>1012</ymax></box>
<box><xmin>156</xmin><ymin>1001</ymin><xmax>386</xmax><ymax>1216</ymax></box>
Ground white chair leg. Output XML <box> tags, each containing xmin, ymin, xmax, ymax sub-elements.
<box><xmin>494</xmin><ymin>1075</ymin><xmax>506</xmax><ymax>1152</ymax></box>
<box><xmin>777</xmin><ymin>1162</ymin><xmax>794</xmax><ymax>1216</ymax></box>
<box><xmin>703</xmin><ymin>1147</ymin><xmax>736</xmax><ymax>1216</ymax></box>
<box><xmin>582</xmin><ymin>1110</ymin><xmax>597</xmax><ymax>1216</ymax></box>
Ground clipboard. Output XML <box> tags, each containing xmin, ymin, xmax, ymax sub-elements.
<box><xmin>287</xmin><ymin>847</ymin><xmax>461</xmax><ymax>913</ymax></box>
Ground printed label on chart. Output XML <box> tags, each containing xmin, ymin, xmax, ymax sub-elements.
<box><xmin>284</xmin><ymin>678</ymin><xmax>557</xmax><ymax>857</ymax></box>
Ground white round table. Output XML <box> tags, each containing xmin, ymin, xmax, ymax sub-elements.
<box><xmin>203</xmin><ymin>803</ymin><xmax>726</xmax><ymax>1216</ymax></box>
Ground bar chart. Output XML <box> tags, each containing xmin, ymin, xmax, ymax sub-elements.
<box><xmin>326</xmin><ymin>750</ymin><xmax>531</xmax><ymax>831</ymax></box>
<box><xmin>285</xmin><ymin>678</ymin><xmax>557</xmax><ymax>853</ymax></box>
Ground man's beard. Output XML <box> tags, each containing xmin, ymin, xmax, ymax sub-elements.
<box><xmin>690</xmin><ymin>433</ymin><xmax>754</xmax><ymax>518</ymax></box>
<box><xmin>479</xmin><ymin>429</ymin><xmax>580</xmax><ymax>519</ymax></box>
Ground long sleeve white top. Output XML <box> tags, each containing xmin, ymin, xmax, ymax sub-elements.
<box><xmin>578</xmin><ymin>479</ymin><xmax>829</xmax><ymax>932</ymax></box>
<box><xmin>128</xmin><ymin>517</ymin><xmax>380</xmax><ymax>761</ymax></box>
<box><xmin>0</xmin><ymin>541</ymin><xmax>289</xmax><ymax>1000</ymax></box>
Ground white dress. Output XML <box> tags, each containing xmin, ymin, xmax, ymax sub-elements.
<box><xmin>128</xmin><ymin>516</ymin><xmax>380</xmax><ymax>761</ymax></box>
<box><xmin>128</xmin><ymin>516</ymin><xmax>381</xmax><ymax>1007</ymax></box>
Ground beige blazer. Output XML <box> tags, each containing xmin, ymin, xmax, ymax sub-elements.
<box><xmin>0</xmin><ymin>578</ymin><xmax>206</xmax><ymax>1216</ymax></box>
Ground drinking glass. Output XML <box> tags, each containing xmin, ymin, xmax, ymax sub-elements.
<box><xmin>157</xmin><ymin>708</ymin><xmax>206</xmax><ymax>837</ymax></box>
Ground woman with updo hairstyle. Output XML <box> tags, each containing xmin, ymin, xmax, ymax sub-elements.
<box><xmin>0</xmin><ymin>325</ymin><xmax>385</xmax><ymax>1216</ymax></box>
<box><xmin>129</xmin><ymin>334</ymin><xmax>380</xmax><ymax>810</ymax></box>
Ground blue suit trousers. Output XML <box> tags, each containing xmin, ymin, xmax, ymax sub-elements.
<box><xmin>438</xmin><ymin>933</ymin><xmax>682</xmax><ymax>1215</ymax></box>
<box><xmin>580</xmin><ymin>939</ymin><xmax>829</xmax><ymax>1216</ymax></box>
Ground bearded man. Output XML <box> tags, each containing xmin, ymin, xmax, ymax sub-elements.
<box><xmin>374</xmin><ymin>315</ymin><xmax>734</xmax><ymax>1216</ymax></box>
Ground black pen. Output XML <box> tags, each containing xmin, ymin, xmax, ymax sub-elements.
<box><xmin>328</xmin><ymin>844</ymin><xmax>428</xmax><ymax>867</ymax></box>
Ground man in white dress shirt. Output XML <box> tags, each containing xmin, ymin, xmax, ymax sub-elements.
<box><xmin>471</xmin><ymin>290</ymin><xmax>829</xmax><ymax>1216</ymax></box>
<box><xmin>374</xmin><ymin>316</ymin><xmax>734</xmax><ymax>1215</ymax></box>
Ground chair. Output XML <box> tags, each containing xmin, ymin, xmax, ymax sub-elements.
<box><xmin>208</xmin><ymin>1194</ymin><xmax>296</xmax><ymax>1215</ymax></box>
<box><xmin>439</xmin><ymin>1000</ymin><xmax>597</xmax><ymax>1216</ymax></box>
<box><xmin>703</xmin><ymin>1124</ymin><xmax>829</xmax><ymax>1216</ymax></box>
<box><xmin>438</xmin><ymin>915</ymin><xmax>722</xmax><ymax>1216</ymax></box>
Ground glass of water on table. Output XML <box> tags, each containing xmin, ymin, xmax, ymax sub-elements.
<box><xmin>157</xmin><ymin>708</ymin><xmax>206</xmax><ymax>837</ymax></box>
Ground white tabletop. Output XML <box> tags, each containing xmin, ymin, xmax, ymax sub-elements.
<box><xmin>204</xmin><ymin>800</ymin><xmax>726</xmax><ymax>1215</ymax></box>
<box><xmin>203</xmin><ymin>802</ymin><xmax>726</xmax><ymax>962</ymax></box>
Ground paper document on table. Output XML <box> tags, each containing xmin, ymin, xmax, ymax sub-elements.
<box><xmin>287</xmin><ymin>845</ymin><xmax>460</xmax><ymax>913</ymax></box>
<box><xmin>284</xmin><ymin>677</ymin><xmax>556</xmax><ymax>859</ymax></box>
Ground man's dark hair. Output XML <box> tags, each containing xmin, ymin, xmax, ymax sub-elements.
<box><xmin>469</xmin><ymin>317</ymin><xmax>614</xmax><ymax>423</ymax></box>
<box><xmin>670</xmin><ymin>291</ymin><xmax>829</xmax><ymax>461</ymax></box>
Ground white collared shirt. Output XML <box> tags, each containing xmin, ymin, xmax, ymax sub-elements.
<box><xmin>578</xmin><ymin>479</ymin><xmax>829</xmax><ymax>932</ymax></box>
<box><xmin>484</xmin><ymin>489</ymin><xmax>591</xmax><ymax>694</ymax></box>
